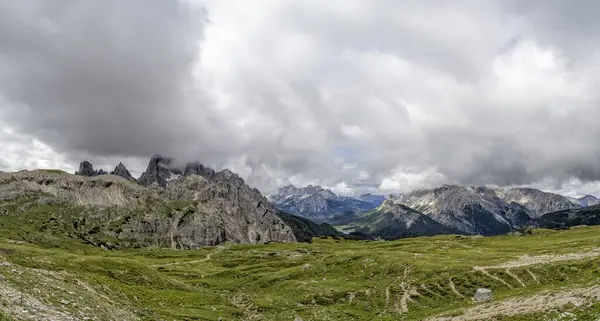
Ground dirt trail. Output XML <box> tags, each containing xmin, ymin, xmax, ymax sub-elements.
<box><xmin>473</xmin><ymin>266</ymin><xmax>513</xmax><ymax>289</ymax></box>
<box><xmin>505</xmin><ymin>268</ymin><xmax>525</xmax><ymax>287</ymax></box>
<box><xmin>448</xmin><ymin>279</ymin><xmax>464</xmax><ymax>298</ymax></box>
<box><xmin>398</xmin><ymin>266</ymin><xmax>412</xmax><ymax>313</ymax></box>
<box><xmin>426</xmin><ymin>285</ymin><xmax>600</xmax><ymax>321</ymax></box>
<box><xmin>526</xmin><ymin>269</ymin><xmax>539</xmax><ymax>284</ymax></box>
<box><xmin>475</xmin><ymin>248</ymin><xmax>600</xmax><ymax>270</ymax></box>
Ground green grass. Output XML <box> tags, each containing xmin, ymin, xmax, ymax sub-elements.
<box><xmin>1</xmin><ymin>226</ymin><xmax>600</xmax><ymax>320</ymax></box>
<box><xmin>0</xmin><ymin>311</ymin><xmax>13</xmax><ymax>321</ymax></box>
<box><xmin>1</xmin><ymin>198</ymin><xmax>600</xmax><ymax>320</ymax></box>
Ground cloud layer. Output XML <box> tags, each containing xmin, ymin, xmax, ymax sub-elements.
<box><xmin>0</xmin><ymin>0</ymin><xmax>599</xmax><ymax>195</ymax></box>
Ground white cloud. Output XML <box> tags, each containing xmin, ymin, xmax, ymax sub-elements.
<box><xmin>1</xmin><ymin>0</ymin><xmax>600</xmax><ymax>197</ymax></box>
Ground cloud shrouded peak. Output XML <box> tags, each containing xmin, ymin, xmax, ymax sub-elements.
<box><xmin>0</xmin><ymin>0</ymin><xmax>599</xmax><ymax>196</ymax></box>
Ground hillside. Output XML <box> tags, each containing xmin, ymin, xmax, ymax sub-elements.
<box><xmin>535</xmin><ymin>204</ymin><xmax>600</xmax><ymax>228</ymax></box>
<box><xmin>343</xmin><ymin>200</ymin><xmax>462</xmax><ymax>240</ymax></box>
<box><xmin>390</xmin><ymin>185</ymin><xmax>577</xmax><ymax>236</ymax></box>
<box><xmin>2</xmin><ymin>222</ymin><xmax>600</xmax><ymax>320</ymax></box>
<box><xmin>0</xmin><ymin>163</ymin><xmax>296</xmax><ymax>248</ymax></box>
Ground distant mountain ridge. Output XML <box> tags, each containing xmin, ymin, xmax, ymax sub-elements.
<box><xmin>377</xmin><ymin>185</ymin><xmax>581</xmax><ymax>236</ymax></box>
<box><xmin>356</xmin><ymin>193</ymin><xmax>386</xmax><ymax>207</ymax></box>
<box><xmin>269</xmin><ymin>184</ymin><xmax>382</xmax><ymax>221</ymax></box>
<box><xmin>347</xmin><ymin>200</ymin><xmax>461</xmax><ymax>240</ymax></box>
<box><xmin>568</xmin><ymin>195</ymin><xmax>600</xmax><ymax>207</ymax></box>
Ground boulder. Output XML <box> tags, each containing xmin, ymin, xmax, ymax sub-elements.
<box><xmin>474</xmin><ymin>288</ymin><xmax>492</xmax><ymax>303</ymax></box>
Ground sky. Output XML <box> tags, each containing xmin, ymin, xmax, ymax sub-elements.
<box><xmin>0</xmin><ymin>0</ymin><xmax>599</xmax><ymax>197</ymax></box>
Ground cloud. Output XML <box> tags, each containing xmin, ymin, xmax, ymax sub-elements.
<box><xmin>0</xmin><ymin>0</ymin><xmax>599</xmax><ymax>196</ymax></box>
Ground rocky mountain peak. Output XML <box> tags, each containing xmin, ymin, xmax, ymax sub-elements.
<box><xmin>75</xmin><ymin>161</ymin><xmax>107</xmax><ymax>177</ymax></box>
<box><xmin>184</xmin><ymin>161</ymin><xmax>215</xmax><ymax>178</ymax></box>
<box><xmin>137</xmin><ymin>155</ymin><xmax>179</xmax><ymax>188</ymax></box>
<box><xmin>110</xmin><ymin>162</ymin><xmax>136</xmax><ymax>182</ymax></box>
<box><xmin>270</xmin><ymin>184</ymin><xmax>378</xmax><ymax>221</ymax></box>
<box><xmin>572</xmin><ymin>195</ymin><xmax>600</xmax><ymax>207</ymax></box>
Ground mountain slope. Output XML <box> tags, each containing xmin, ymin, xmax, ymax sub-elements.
<box><xmin>0</xmin><ymin>157</ymin><xmax>297</xmax><ymax>248</ymax></box>
<box><xmin>495</xmin><ymin>187</ymin><xmax>581</xmax><ymax>218</ymax></box>
<box><xmin>393</xmin><ymin>185</ymin><xmax>531</xmax><ymax>235</ymax></box>
<box><xmin>269</xmin><ymin>185</ymin><xmax>376</xmax><ymax>221</ymax></box>
<box><xmin>535</xmin><ymin>204</ymin><xmax>600</xmax><ymax>228</ymax></box>
<box><xmin>349</xmin><ymin>200</ymin><xmax>461</xmax><ymax>240</ymax></box>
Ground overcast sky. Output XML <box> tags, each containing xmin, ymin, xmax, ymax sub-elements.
<box><xmin>0</xmin><ymin>0</ymin><xmax>599</xmax><ymax>197</ymax></box>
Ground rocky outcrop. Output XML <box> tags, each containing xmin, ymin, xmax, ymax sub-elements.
<box><xmin>75</xmin><ymin>161</ymin><xmax>95</xmax><ymax>176</ymax></box>
<box><xmin>75</xmin><ymin>161</ymin><xmax>107</xmax><ymax>177</ymax></box>
<box><xmin>137</xmin><ymin>155</ymin><xmax>181</xmax><ymax>188</ymax></box>
<box><xmin>118</xmin><ymin>173</ymin><xmax>296</xmax><ymax>248</ymax></box>
<box><xmin>110</xmin><ymin>163</ymin><xmax>136</xmax><ymax>182</ymax></box>
<box><xmin>184</xmin><ymin>161</ymin><xmax>215</xmax><ymax>178</ymax></box>
<box><xmin>0</xmin><ymin>158</ymin><xmax>297</xmax><ymax>248</ymax></box>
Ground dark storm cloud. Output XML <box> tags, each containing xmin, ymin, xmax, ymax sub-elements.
<box><xmin>0</xmin><ymin>0</ymin><xmax>599</xmax><ymax>194</ymax></box>
<box><xmin>0</xmin><ymin>0</ymin><xmax>234</xmax><ymax>162</ymax></box>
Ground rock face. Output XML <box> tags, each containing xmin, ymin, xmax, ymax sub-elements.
<box><xmin>137</xmin><ymin>155</ymin><xmax>180</xmax><ymax>188</ymax></box>
<box><xmin>184</xmin><ymin>161</ymin><xmax>215</xmax><ymax>178</ymax></box>
<box><xmin>110</xmin><ymin>163</ymin><xmax>136</xmax><ymax>182</ymax></box>
<box><xmin>0</xmin><ymin>158</ymin><xmax>297</xmax><ymax>248</ymax></box>
<box><xmin>75</xmin><ymin>161</ymin><xmax>107</xmax><ymax>177</ymax></box>
<box><xmin>474</xmin><ymin>288</ymin><xmax>492</xmax><ymax>303</ymax></box>
<box><xmin>269</xmin><ymin>185</ymin><xmax>376</xmax><ymax>222</ymax></box>
<box><xmin>118</xmin><ymin>173</ymin><xmax>296</xmax><ymax>248</ymax></box>
<box><xmin>75</xmin><ymin>161</ymin><xmax>109</xmax><ymax>177</ymax></box>
<box><xmin>75</xmin><ymin>161</ymin><xmax>95</xmax><ymax>176</ymax></box>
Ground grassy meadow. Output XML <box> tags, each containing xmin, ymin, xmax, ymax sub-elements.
<box><xmin>1</xmin><ymin>222</ymin><xmax>600</xmax><ymax>320</ymax></box>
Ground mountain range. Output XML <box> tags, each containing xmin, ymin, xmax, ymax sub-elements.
<box><xmin>0</xmin><ymin>156</ymin><xmax>597</xmax><ymax>248</ymax></box>
<box><xmin>3</xmin><ymin>155</ymin><xmax>301</xmax><ymax>248</ymax></box>
<box><xmin>268</xmin><ymin>185</ymin><xmax>384</xmax><ymax>222</ymax></box>
<box><xmin>270</xmin><ymin>183</ymin><xmax>592</xmax><ymax>238</ymax></box>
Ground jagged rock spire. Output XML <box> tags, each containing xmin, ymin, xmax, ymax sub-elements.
<box><xmin>75</xmin><ymin>161</ymin><xmax>107</xmax><ymax>177</ymax></box>
<box><xmin>137</xmin><ymin>155</ymin><xmax>175</xmax><ymax>188</ymax></box>
<box><xmin>110</xmin><ymin>162</ymin><xmax>136</xmax><ymax>182</ymax></box>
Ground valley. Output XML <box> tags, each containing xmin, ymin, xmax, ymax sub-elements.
<box><xmin>2</xmin><ymin>225</ymin><xmax>600</xmax><ymax>320</ymax></box>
